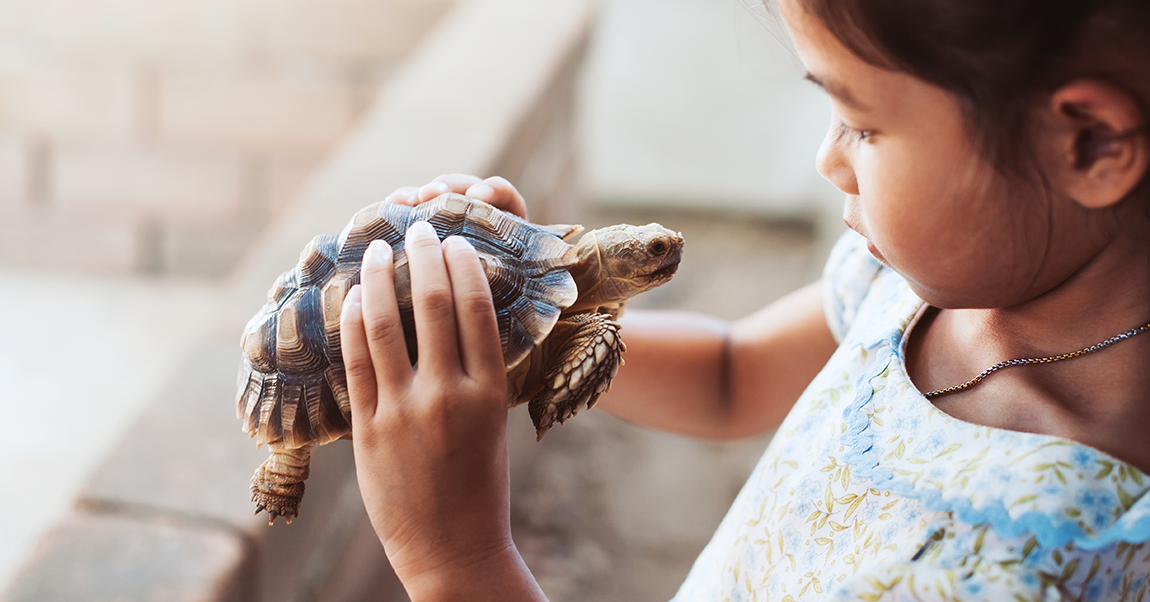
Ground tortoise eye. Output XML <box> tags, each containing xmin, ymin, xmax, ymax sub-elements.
<box><xmin>648</xmin><ymin>240</ymin><xmax>668</xmax><ymax>256</ymax></box>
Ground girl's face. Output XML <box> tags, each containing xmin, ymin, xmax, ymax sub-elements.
<box><xmin>778</xmin><ymin>0</ymin><xmax>1100</xmax><ymax>309</ymax></box>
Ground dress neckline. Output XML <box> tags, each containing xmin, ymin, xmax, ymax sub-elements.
<box><xmin>838</xmin><ymin>270</ymin><xmax>1150</xmax><ymax>550</ymax></box>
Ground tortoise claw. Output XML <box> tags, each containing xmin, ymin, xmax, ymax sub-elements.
<box><xmin>250</xmin><ymin>445</ymin><xmax>311</xmax><ymax>525</ymax></box>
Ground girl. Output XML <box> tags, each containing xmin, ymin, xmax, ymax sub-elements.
<box><xmin>337</xmin><ymin>0</ymin><xmax>1150</xmax><ymax>599</ymax></box>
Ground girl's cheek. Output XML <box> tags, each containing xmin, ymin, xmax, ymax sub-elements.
<box><xmin>852</xmin><ymin>151</ymin><xmax>901</xmax><ymax>243</ymax></box>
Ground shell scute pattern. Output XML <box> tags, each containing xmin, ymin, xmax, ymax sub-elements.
<box><xmin>270</xmin><ymin>270</ymin><xmax>298</xmax><ymax>308</ymax></box>
<box><xmin>237</xmin><ymin>371</ymin><xmax>264</xmax><ymax>433</ymax></box>
<box><xmin>297</xmin><ymin>234</ymin><xmax>338</xmax><ymax>287</ymax></box>
<box><xmin>506</xmin><ymin>295</ymin><xmax>558</xmax><ymax>363</ymax></box>
<box><xmin>320</xmin><ymin>268</ymin><xmax>357</xmax><ymax>358</ymax></box>
<box><xmin>238</xmin><ymin>193</ymin><xmax>684</xmax><ymax>523</ymax></box>
<box><xmin>300</xmin><ymin>373</ymin><xmax>345</xmax><ymax>446</ymax></box>
<box><xmin>242</xmin><ymin>311</ymin><xmax>277</xmax><ymax>373</ymax></box>
<box><xmin>257</xmin><ymin>375</ymin><xmax>283</xmax><ymax>443</ymax></box>
<box><xmin>237</xmin><ymin>194</ymin><xmax>583</xmax><ymax>454</ymax></box>
<box><xmin>275</xmin><ymin>288</ymin><xmax>328</xmax><ymax>375</ymax></box>
<box><xmin>481</xmin><ymin>255</ymin><xmax>526</xmax><ymax>308</ymax></box>
<box><xmin>276</xmin><ymin>377</ymin><xmax>307</xmax><ymax>448</ymax></box>
<box><xmin>337</xmin><ymin>202</ymin><xmax>408</xmax><ymax>262</ymax></box>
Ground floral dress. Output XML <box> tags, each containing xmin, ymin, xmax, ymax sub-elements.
<box><xmin>671</xmin><ymin>231</ymin><xmax>1150</xmax><ymax>602</ymax></box>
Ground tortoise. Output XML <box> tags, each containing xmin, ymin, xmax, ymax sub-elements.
<box><xmin>236</xmin><ymin>193</ymin><xmax>683</xmax><ymax>524</ymax></box>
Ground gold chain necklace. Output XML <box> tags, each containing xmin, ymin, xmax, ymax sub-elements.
<box><xmin>924</xmin><ymin>322</ymin><xmax>1150</xmax><ymax>398</ymax></box>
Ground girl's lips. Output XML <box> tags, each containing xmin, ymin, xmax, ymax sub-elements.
<box><xmin>842</xmin><ymin>206</ymin><xmax>888</xmax><ymax>265</ymax></box>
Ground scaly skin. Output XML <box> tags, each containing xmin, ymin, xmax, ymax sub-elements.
<box><xmin>565</xmin><ymin>223</ymin><xmax>683</xmax><ymax>313</ymax></box>
<box><xmin>513</xmin><ymin>222</ymin><xmax>681</xmax><ymax>438</ymax></box>
<box><xmin>251</xmin><ymin>442</ymin><xmax>314</xmax><ymax>525</ymax></box>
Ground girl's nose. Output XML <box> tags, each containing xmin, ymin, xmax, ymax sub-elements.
<box><xmin>816</xmin><ymin>120</ymin><xmax>860</xmax><ymax>196</ymax></box>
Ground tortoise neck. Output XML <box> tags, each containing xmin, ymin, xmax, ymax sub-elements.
<box><xmin>567</xmin><ymin>231</ymin><xmax>611</xmax><ymax>312</ymax></box>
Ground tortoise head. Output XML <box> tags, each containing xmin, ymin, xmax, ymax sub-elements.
<box><xmin>567</xmin><ymin>223</ymin><xmax>684</xmax><ymax>311</ymax></box>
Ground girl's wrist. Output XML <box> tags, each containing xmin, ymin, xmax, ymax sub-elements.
<box><xmin>397</xmin><ymin>540</ymin><xmax>547</xmax><ymax>602</ymax></box>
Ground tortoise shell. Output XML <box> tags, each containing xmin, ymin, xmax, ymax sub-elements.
<box><xmin>236</xmin><ymin>194</ymin><xmax>581</xmax><ymax>450</ymax></box>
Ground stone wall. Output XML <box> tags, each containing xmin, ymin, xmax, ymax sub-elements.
<box><xmin>0</xmin><ymin>0</ymin><xmax>452</xmax><ymax>277</ymax></box>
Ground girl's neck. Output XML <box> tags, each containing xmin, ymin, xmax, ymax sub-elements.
<box><xmin>905</xmin><ymin>215</ymin><xmax>1150</xmax><ymax>471</ymax></box>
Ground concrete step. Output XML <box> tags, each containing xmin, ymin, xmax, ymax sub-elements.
<box><xmin>0</xmin><ymin>269</ymin><xmax>221</xmax><ymax>591</ymax></box>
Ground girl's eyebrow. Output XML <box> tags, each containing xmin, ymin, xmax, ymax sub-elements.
<box><xmin>804</xmin><ymin>72</ymin><xmax>870</xmax><ymax>111</ymax></box>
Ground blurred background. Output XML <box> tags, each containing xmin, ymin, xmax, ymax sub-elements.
<box><xmin>0</xmin><ymin>0</ymin><xmax>842</xmax><ymax>599</ymax></box>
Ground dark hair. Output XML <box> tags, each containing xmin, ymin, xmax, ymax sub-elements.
<box><xmin>800</xmin><ymin>0</ymin><xmax>1150</xmax><ymax>195</ymax></box>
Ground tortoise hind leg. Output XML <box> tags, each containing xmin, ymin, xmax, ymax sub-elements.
<box><xmin>527</xmin><ymin>313</ymin><xmax>625</xmax><ymax>440</ymax></box>
<box><xmin>252</xmin><ymin>442</ymin><xmax>314</xmax><ymax>525</ymax></box>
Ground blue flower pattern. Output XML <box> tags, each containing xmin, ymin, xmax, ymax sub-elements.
<box><xmin>671</xmin><ymin>231</ymin><xmax>1150</xmax><ymax>601</ymax></box>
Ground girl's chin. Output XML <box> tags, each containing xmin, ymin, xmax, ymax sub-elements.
<box><xmin>866</xmin><ymin>240</ymin><xmax>889</xmax><ymax>266</ymax></box>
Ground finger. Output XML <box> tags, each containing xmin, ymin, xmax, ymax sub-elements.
<box><xmin>405</xmin><ymin>221</ymin><xmax>461</xmax><ymax>376</ymax></box>
<box><xmin>466</xmin><ymin>176</ymin><xmax>527</xmax><ymax>219</ymax></box>
<box><xmin>433</xmin><ymin>173</ymin><xmax>483</xmax><ymax>194</ymax></box>
<box><xmin>418</xmin><ymin>174</ymin><xmax>483</xmax><ymax>203</ymax></box>
<box><xmin>358</xmin><ymin>240</ymin><xmax>415</xmax><ymax>394</ymax></box>
<box><xmin>384</xmin><ymin>186</ymin><xmax>419</xmax><ymax>206</ymax></box>
<box><xmin>416</xmin><ymin>181</ymin><xmax>450</xmax><ymax>203</ymax></box>
<box><xmin>442</xmin><ymin>236</ymin><xmax>505</xmax><ymax>383</ymax></box>
<box><xmin>339</xmin><ymin>284</ymin><xmax>379</xmax><ymax>421</ymax></box>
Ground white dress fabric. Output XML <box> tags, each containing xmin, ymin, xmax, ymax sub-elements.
<box><xmin>671</xmin><ymin>231</ymin><xmax>1150</xmax><ymax>602</ymax></box>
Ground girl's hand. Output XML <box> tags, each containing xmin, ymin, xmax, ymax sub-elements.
<box><xmin>384</xmin><ymin>173</ymin><xmax>529</xmax><ymax>220</ymax></box>
<box><xmin>340</xmin><ymin>223</ymin><xmax>544</xmax><ymax>599</ymax></box>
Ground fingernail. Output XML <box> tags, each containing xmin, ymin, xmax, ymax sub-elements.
<box><xmin>344</xmin><ymin>284</ymin><xmax>362</xmax><ymax>308</ymax></box>
<box><xmin>385</xmin><ymin>188</ymin><xmax>412</xmax><ymax>203</ymax></box>
<box><xmin>443</xmin><ymin>235</ymin><xmax>474</xmax><ymax>252</ymax></box>
<box><xmin>468</xmin><ymin>183</ymin><xmax>494</xmax><ymax>200</ymax></box>
<box><xmin>420</xmin><ymin>182</ymin><xmax>449</xmax><ymax>200</ymax></box>
<box><xmin>364</xmin><ymin>239</ymin><xmax>391</xmax><ymax>264</ymax></box>
<box><xmin>407</xmin><ymin>221</ymin><xmax>437</xmax><ymax>239</ymax></box>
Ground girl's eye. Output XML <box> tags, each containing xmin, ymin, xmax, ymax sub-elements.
<box><xmin>836</xmin><ymin>120</ymin><xmax>874</xmax><ymax>143</ymax></box>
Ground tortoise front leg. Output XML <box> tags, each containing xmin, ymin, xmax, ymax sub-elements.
<box><xmin>251</xmin><ymin>441</ymin><xmax>314</xmax><ymax>524</ymax></box>
<box><xmin>527</xmin><ymin>313</ymin><xmax>625</xmax><ymax>440</ymax></box>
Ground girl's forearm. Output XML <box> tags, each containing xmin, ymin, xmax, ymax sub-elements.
<box><xmin>595</xmin><ymin>281</ymin><xmax>837</xmax><ymax>439</ymax></box>
<box><xmin>593</xmin><ymin>309</ymin><xmax>733</xmax><ymax>436</ymax></box>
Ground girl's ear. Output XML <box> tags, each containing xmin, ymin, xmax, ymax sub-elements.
<box><xmin>1051</xmin><ymin>80</ymin><xmax>1149</xmax><ymax>209</ymax></box>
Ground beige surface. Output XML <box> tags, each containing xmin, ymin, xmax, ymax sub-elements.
<box><xmin>0</xmin><ymin>270</ymin><xmax>221</xmax><ymax>591</ymax></box>
<box><xmin>0</xmin><ymin>0</ymin><xmax>454</xmax><ymax>278</ymax></box>
<box><xmin>580</xmin><ymin>0</ymin><xmax>841</xmax><ymax>216</ymax></box>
